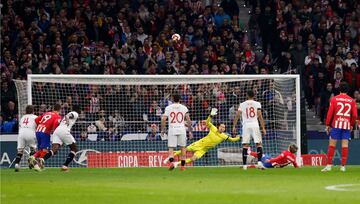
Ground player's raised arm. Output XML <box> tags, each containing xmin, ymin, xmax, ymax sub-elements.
<box><xmin>206</xmin><ymin>108</ymin><xmax>218</xmax><ymax>132</ymax></box>
<box><xmin>257</xmin><ymin>109</ymin><xmax>266</xmax><ymax>135</ymax></box>
<box><xmin>227</xmin><ymin>135</ymin><xmax>240</xmax><ymax>142</ymax></box>
<box><xmin>232</xmin><ymin>109</ymin><xmax>241</xmax><ymax>135</ymax></box>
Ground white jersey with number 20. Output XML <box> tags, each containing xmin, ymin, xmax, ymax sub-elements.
<box><xmin>164</xmin><ymin>103</ymin><xmax>188</xmax><ymax>134</ymax></box>
<box><xmin>239</xmin><ymin>100</ymin><xmax>261</xmax><ymax>128</ymax></box>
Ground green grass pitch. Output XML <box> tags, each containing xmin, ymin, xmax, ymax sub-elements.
<box><xmin>1</xmin><ymin>167</ymin><xmax>360</xmax><ymax>204</ymax></box>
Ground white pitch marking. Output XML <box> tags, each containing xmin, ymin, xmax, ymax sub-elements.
<box><xmin>325</xmin><ymin>184</ymin><xmax>360</xmax><ymax>192</ymax></box>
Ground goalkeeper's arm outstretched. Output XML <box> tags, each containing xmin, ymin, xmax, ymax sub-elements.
<box><xmin>165</xmin><ymin>108</ymin><xmax>240</xmax><ymax>169</ymax></box>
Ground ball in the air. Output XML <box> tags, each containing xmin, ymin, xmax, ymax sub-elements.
<box><xmin>172</xmin><ymin>33</ymin><xmax>181</xmax><ymax>42</ymax></box>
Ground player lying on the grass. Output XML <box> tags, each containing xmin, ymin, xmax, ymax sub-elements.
<box><xmin>42</xmin><ymin>106</ymin><xmax>80</xmax><ymax>171</ymax></box>
<box><xmin>248</xmin><ymin>144</ymin><xmax>299</xmax><ymax>168</ymax></box>
<box><xmin>14</xmin><ymin>105</ymin><xmax>38</xmax><ymax>172</ymax></box>
<box><xmin>164</xmin><ymin>108</ymin><xmax>240</xmax><ymax>169</ymax></box>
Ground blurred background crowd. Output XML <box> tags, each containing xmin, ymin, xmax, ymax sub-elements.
<box><xmin>1</xmin><ymin>0</ymin><xmax>359</xmax><ymax>137</ymax></box>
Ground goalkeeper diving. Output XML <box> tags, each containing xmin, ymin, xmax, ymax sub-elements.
<box><xmin>164</xmin><ymin>108</ymin><xmax>240</xmax><ymax>169</ymax></box>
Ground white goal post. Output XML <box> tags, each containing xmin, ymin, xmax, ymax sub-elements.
<box><xmin>15</xmin><ymin>74</ymin><xmax>301</xmax><ymax>168</ymax></box>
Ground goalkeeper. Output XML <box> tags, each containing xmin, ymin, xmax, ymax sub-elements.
<box><xmin>164</xmin><ymin>108</ymin><xmax>240</xmax><ymax>170</ymax></box>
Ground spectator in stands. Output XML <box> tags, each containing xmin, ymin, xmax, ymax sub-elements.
<box><xmin>320</xmin><ymin>83</ymin><xmax>335</xmax><ymax>124</ymax></box>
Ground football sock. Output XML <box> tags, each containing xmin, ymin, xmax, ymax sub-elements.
<box><xmin>242</xmin><ymin>148</ymin><xmax>248</xmax><ymax>165</ymax></box>
<box><xmin>341</xmin><ymin>147</ymin><xmax>348</xmax><ymax>166</ymax></box>
<box><xmin>327</xmin><ymin>145</ymin><xmax>335</xmax><ymax>165</ymax></box>
<box><xmin>185</xmin><ymin>158</ymin><xmax>192</xmax><ymax>164</ymax></box>
<box><xmin>181</xmin><ymin>160</ymin><xmax>185</xmax><ymax>166</ymax></box>
<box><xmin>169</xmin><ymin>157</ymin><xmax>174</xmax><ymax>163</ymax></box>
<box><xmin>63</xmin><ymin>151</ymin><xmax>76</xmax><ymax>166</ymax></box>
<box><xmin>257</xmin><ymin>147</ymin><xmax>263</xmax><ymax>162</ymax></box>
<box><xmin>14</xmin><ymin>153</ymin><xmax>23</xmax><ymax>164</ymax></box>
<box><xmin>43</xmin><ymin>150</ymin><xmax>54</xmax><ymax>161</ymax></box>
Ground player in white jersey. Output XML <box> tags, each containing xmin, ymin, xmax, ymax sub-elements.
<box><xmin>161</xmin><ymin>94</ymin><xmax>192</xmax><ymax>170</ymax></box>
<box><xmin>14</xmin><ymin>105</ymin><xmax>38</xmax><ymax>171</ymax></box>
<box><xmin>232</xmin><ymin>90</ymin><xmax>266</xmax><ymax>169</ymax></box>
<box><xmin>42</xmin><ymin>105</ymin><xmax>80</xmax><ymax>171</ymax></box>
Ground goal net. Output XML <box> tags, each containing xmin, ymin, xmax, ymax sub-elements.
<box><xmin>14</xmin><ymin>75</ymin><xmax>300</xmax><ymax>168</ymax></box>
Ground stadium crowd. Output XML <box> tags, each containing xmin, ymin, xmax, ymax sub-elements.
<box><xmin>1</xmin><ymin>0</ymin><xmax>359</xmax><ymax>137</ymax></box>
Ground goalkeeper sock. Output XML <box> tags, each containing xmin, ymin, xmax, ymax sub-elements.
<box><xmin>169</xmin><ymin>157</ymin><xmax>174</xmax><ymax>163</ymax></box>
<box><xmin>341</xmin><ymin>147</ymin><xmax>348</xmax><ymax>166</ymax></box>
<box><xmin>327</xmin><ymin>145</ymin><xmax>335</xmax><ymax>165</ymax></box>
<box><xmin>181</xmin><ymin>160</ymin><xmax>185</xmax><ymax>166</ymax></box>
<box><xmin>14</xmin><ymin>153</ymin><xmax>23</xmax><ymax>164</ymax></box>
<box><xmin>63</xmin><ymin>151</ymin><xmax>76</xmax><ymax>167</ymax></box>
<box><xmin>43</xmin><ymin>150</ymin><xmax>54</xmax><ymax>161</ymax></box>
<box><xmin>186</xmin><ymin>158</ymin><xmax>192</xmax><ymax>164</ymax></box>
<box><xmin>257</xmin><ymin>147</ymin><xmax>263</xmax><ymax>162</ymax></box>
<box><xmin>242</xmin><ymin>148</ymin><xmax>248</xmax><ymax>165</ymax></box>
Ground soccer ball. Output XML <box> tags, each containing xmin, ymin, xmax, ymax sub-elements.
<box><xmin>171</xmin><ymin>33</ymin><xmax>181</xmax><ymax>42</ymax></box>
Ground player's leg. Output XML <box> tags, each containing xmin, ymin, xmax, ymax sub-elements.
<box><xmin>242</xmin><ymin>127</ymin><xmax>251</xmax><ymax>168</ymax></box>
<box><xmin>61</xmin><ymin>133</ymin><xmax>78</xmax><ymax>171</ymax></box>
<box><xmin>14</xmin><ymin>135</ymin><xmax>26</xmax><ymax>171</ymax></box>
<box><xmin>62</xmin><ymin>143</ymin><xmax>78</xmax><ymax>171</ymax></box>
<box><xmin>166</xmin><ymin>130</ymin><xmax>176</xmax><ymax>166</ymax></box>
<box><xmin>27</xmin><ymin>136</ymin><xmax>38</xmax><ymax>169</ymax></box>
<box><xmin>340</xmin><ymin>129</ymin><xmax>350</xmax><ymax>171</ymax></box>
<box><xmin>261</xmin><ymin>155</ymin><xmax>273</xmax><ymax>168</ymax></box>
<box><xmin>43</xmin><ymin>133</ymin><xmax>62</xmax><ymax>161</ymax></box>
<box><xmin>33</xmin><ymin>133</ymin><xmax>50</xmax><ymax>171</ymax></box>
<box><xmin>178</xmin><ymin>132</ymin><xmax>187</xmax><ymax>170</ymax></box>
<box><xmin>254</xmin><ymin>128</ymin><xmax>265</xmax><ymax>169</ymax></box>
<box><xmin>322</xmin><ymin>128</ymin><xmax>339</xmax><ymax>172</ymax></box>
<box><xmin>172</xmin><ymin>149</ymin><xmax>207</xmax><ymax>168</ymax></box>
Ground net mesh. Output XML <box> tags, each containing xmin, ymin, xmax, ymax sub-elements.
<box><xmin>14</xmin><ymin>75</ymin><xmax>299</xmax><ymax>168</ymax></box>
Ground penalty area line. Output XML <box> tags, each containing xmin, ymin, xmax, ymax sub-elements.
<box><xmin>325</xmin><ymin>184</ymin><xmax>360</xmax><ymax>192</ymax></box>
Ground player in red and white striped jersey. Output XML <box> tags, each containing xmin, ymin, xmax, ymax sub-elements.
<box><xmin>32</xmin><ymin>104</ymin><xmax>62</xmax><ymax>171</ymax></box>
<box><xmin>322</xmin><ymin>82</ymin><xmax>358</xmax><ymax>172</ymax></box>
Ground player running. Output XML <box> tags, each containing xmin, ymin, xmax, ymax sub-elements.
<box><xmin>14</xmin><ymin>105</ymin><xmax>38</xmax><ymax>172</ymax></box>
<box><xmin>248</xmin><ymin>144</ymin><xmax>299</xmax><ymax>168</ymax></box>
<box><xmin>161</xmin><ymin>93</ymin><xmax>192</xmax><ymax>171</ymax></box>
<box><xmin>164</xmin><ymin>108</ymin><xmax>240</xmax><ymax>169</ymax></box>
<box><xmin>232</xmin><ymin>90</ymin><xmax>266</xmax><ymax>170</ymax></box>
<box><xmin>33</xmin><ymin>104</ymin><xmax>62</xmax><ymax>171</ymax></box>
<box><xmin>322</xmin><ymin>82</ymin><xmax>357</xmax><ymax>172</ymax></box>
<box><xmin>42</xmin><ymin>106</ymin><xmax>80</xmax><ymax>171</ymax></box>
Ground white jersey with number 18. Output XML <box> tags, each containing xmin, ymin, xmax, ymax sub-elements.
<box><xmin>164</xmin><ymin>103</ymin><xmax>188</xmax><ymax>134</ymax></box>
<box><xmin>239</xmin><ymin>100</ymin><xmax>262</xmax><ymax>128</ymax></box>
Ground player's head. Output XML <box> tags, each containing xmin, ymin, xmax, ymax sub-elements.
<box><xmin>288</xmin><ymin>144</ymin><xmax>298</xmax><ymax>154</ymax></box>
<box><xmin>25</xmin><ymin>105</ymin><xmax>34</xmax><ymax>114</ymax></box>
<box><xmin>53</xmin><ymin>103</ymin><xmax>61</xmax><ymax>112</ymax></box>
<box><xmin>173</xmin><ymin>93</ymin><xmax>181</xmax><ymax>103</ymax></box>
<box><xmin>215</xmin><ymin>121</ymin><xmax>226</xmax><ymax>133</ymax></box>
<box><xmin>338</xmin><ymin>82</ymin><xmax>349</xmax><ymax>94</ymax></box>
<box><xmin>247</xmin><ymin>90</ymin><xmax>255</xmax><ymax>99</ymax></box>
<box><xmin>72</xmin><ymin>105</ymin><xmax>81</xmax><ymax>113</ymax></box>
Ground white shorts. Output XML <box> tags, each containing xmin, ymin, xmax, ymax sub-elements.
<box><xmin>17</xmin><ymin>129</ymin><xmax>37</xmax><ymax>149</ymax></box>
<box><xmin>242</xmin><ymin>126</ymin><xmax>262</xmax><ymax>144</ymax></box>
<box><xmin>167</xmin><ymin>128</ymin><xmax>186</xmax><ymax>148</ymax></box>
<box><xmin>52</xmin><ymin>128</ymin><xmax>76</xmax><ymax>146</ymax></box>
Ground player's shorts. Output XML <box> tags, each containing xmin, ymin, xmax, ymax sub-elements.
<box><xmin>261</xmin><ymin>155</ymin><xmax>273</xmax><ymax>168</ymax></box>
<box><xmin>330</xmin><ymin>128</ymin><xmax>351</xmax><ymax>140</ymax></box>
<box><xmin>52</xmin><ymin>127</ymin><xmax>76</xmax><ymax>146</ymax></box>
<box><xmin>186</xmin><ymin>141</ymin><xmax>209</xmax><ymax>159</ymax></box>
<box><xmin>167</xmin><ymin>128</ymin><xmax>186</xmax><ymax>148</ymax></box>
<box><xmin>242</xmin><ymin>126</ymin><xmax>262</xmax><ymax>144</ymax></box>
<box><xmin>17</xmin><ymin>129</ymin><xmax>37</xmax><ymax>149</ymax></box>
<box><xmin>35</xmin><ymin>132</ymin><xmax>51</xmax><ymax>149</ymax></box>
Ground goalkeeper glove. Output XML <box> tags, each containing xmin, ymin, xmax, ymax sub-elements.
<box><xmin>210</xmin><ymin>108</ymin><xmax>218</xmax><ymax>116</ymax></box>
